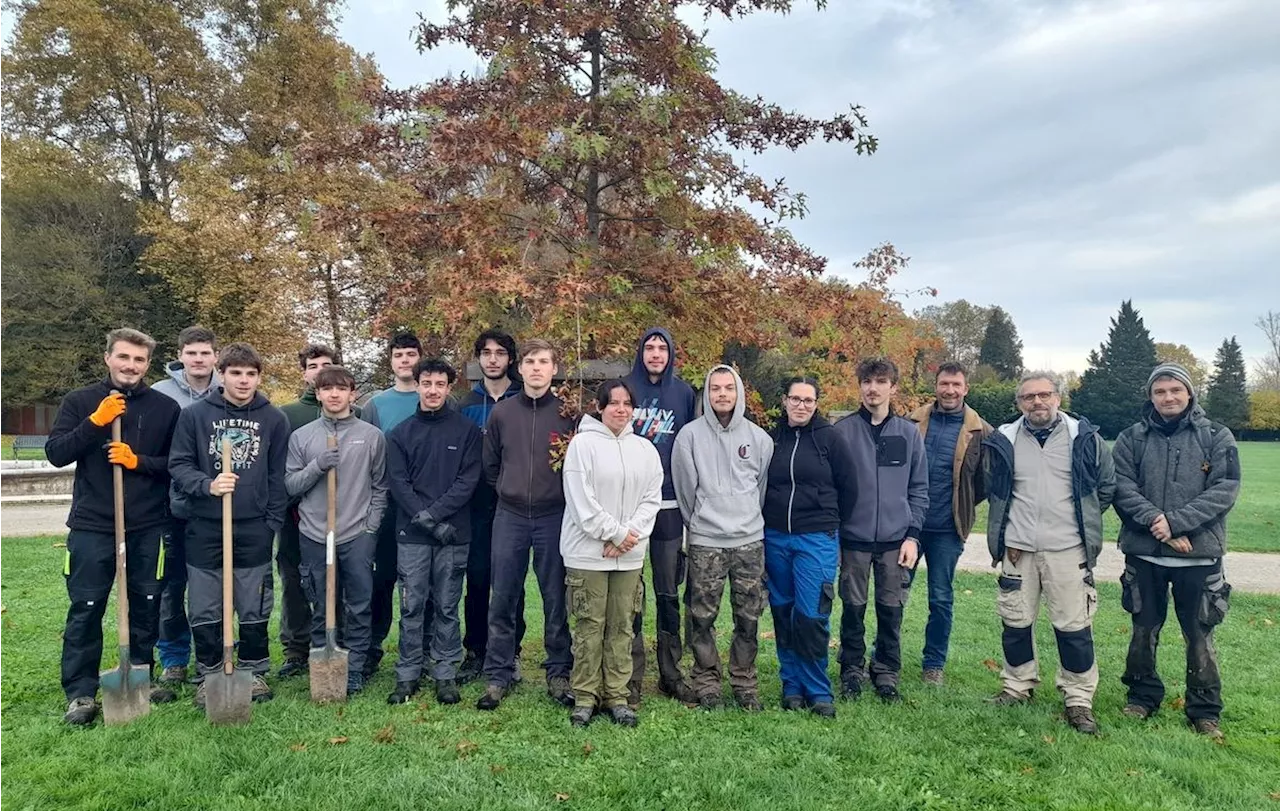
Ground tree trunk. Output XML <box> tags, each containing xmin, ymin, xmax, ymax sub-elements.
<box><xmin>584</xmin><ymin>28</ymin><xmax>602</xmax><ymax>244</ymax></box>
<box><xmin>322</xmin><ymin>262</ymin><xmax>345</xmax><ymax>361</ymax></box>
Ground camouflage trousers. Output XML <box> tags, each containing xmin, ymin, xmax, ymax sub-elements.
<box><xmin>686</xmin><ymin>541</ymin><xmax>766</xmax><ymax>698</ymax></box>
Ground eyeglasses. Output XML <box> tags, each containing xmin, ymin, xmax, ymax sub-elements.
<box><xmin>786</xmin><ymin>396</ymin><xmax>817</xmax><ymax>407</ymax></box>
<box><xmin>1018</xmin><ymin>391</ymin><xmax>1057</xmax><ymax>403</ymax></box>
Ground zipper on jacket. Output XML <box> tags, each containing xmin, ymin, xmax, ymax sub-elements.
<box><xmin>527</xmin><ymin>396</ymin><xmax>536</xmax><ymax>518</ymax></box>
<box><xmin>786</xmin><ymin>429</ymin><xmax>800</xmax><ymax>534</ymax></box>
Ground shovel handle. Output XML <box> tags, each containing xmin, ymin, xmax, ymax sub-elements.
<box><xmin>222</xmin><ymin>437</ymin><xmax>234</xmax><ymax>676</ymax></box>
<box><xmin>326</xmin><ymin>434</ymin><xmax>337</xmax><ymax>633</ymax></box>
<box><xmin>112</xmin><ymin>417</ymin><xmax>130</xmax><ymax>649</ymax></box>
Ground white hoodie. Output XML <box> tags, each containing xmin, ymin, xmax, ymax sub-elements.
<box><xmin>560</xmin><ymin>414</ymin><xmax>664</xmax><ymax>571</ymax></box>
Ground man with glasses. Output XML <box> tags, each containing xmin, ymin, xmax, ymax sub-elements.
<box><xmin>983</xmin><ymin>371</ymin><xmax>1115</xmax><ymax>734</ymax></box>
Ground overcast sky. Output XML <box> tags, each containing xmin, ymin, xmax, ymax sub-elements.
<box><xmin>338</xmin><ymin>0</ymin><xmax>1279</xmax><ymax>375</ymax></box>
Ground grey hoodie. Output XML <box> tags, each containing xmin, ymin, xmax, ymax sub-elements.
<box><xmin>672</xmin><ymin>365</ymin><xmax>774</xmax><ymax>549</ymax></box>
<box><xmin>285</xmin><ymin>413</ymin><xmax>389</xmax><ymax>545</ymax></box>
<box><xmin>152</xmin><ymin>360</ymin><xmax>221</xmax><ymax>409</ymax></box>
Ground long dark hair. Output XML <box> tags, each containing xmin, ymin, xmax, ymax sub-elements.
<box><xmin>596</xmin><ymin>378</ymin><xmax>637</xmax><ymax>411</ymax></box>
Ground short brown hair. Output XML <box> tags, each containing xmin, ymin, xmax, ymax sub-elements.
<box><xmin>105</xmin><ymin>328</ymin><xmax>156</xmax><ymax>358</ymax></box>
<box><xmin>313</xmin><ymin>365</ymin><xmax>355</xmax><ymax>390</ymax></box>
<box><xmin>217</xmin><ymin>342</ymin><xmax>263</xmax><ymax>373</ymax></box>
<box><xmin>177</xmin><ymin>325</ymin><xmax>217</xmax><ymax>350</ymax></box>
<box><xmin>519</xmin><ymin>338</ymin><xmax>557</xmax><ymax>364</ymax></box>
<box><xmin>856</xmin><ymin>356</ymin><xmax>899</xmax><ymax>385</ymax></box>
<box><xmin>935</xmin><ymin>362</ymin><xmax>968</xmax><ymax>381</ymax></box>
<box><xmin>298</xmin><ymin>343</ymin><xmax>338</xmax><ymax>369</ymax></box>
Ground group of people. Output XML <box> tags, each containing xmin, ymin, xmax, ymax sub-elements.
<box><xmin>49</xmin><ymin>324</ymin><xmax>1239</xmax><ymax>738</ymax></box>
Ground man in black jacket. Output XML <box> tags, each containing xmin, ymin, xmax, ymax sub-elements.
<box><xmin>47</xmin><ymin>328</ymin><xmax>182</xmax><ymax>725</ymax></box>
<box><xmin>385</xmin><ymin>359</ymin><xmax>482</xmax><ymax>706</ymax></box>
<box><xmin>168</xmin><ymin>343</ymin><xmax>290</xmax><ymax>707</ymax></box>
<box><xmin>476</xmin><ymin>339</ymin><xmax>578</xmax><ymax>711</ymax></box>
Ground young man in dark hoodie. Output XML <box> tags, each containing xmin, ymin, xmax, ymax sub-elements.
<box><xmin>168</xmin><ymin>342</ymin><xmax>291</xmax><ymax>706</ymax></box>
<box><xmin>276</xmin><ymin>343</ymin><xmax>340</xmax><ymax>679</ymax></box>
<box><xmin>152</xmin><ymin>324</ymin><xmax>220</xmax><ymax>685</ymax></box>
<box><xmin>623</xmin><ymin>327</ymin><xmax>697</xmax><ymax>704</ymax></box>
<box><xmin>457</xmin><ymin>329</ymin><xmax>526</xmax><ymax>683</ymax></box>
<box><xmin>49</xmin><ymin>328</ymin><xmax>182</xmax><ymax>725</ymax></box>
<box><xmin>386</xmin><ymin>359</ymin><xmax>482</xmax><ymax>706</ymax></box>
<box><xmin>833</xmin><ymin>357</ymin><xmax>928</xmax><ymax>703</ymax></box>
<box><xmin>476</xmin><ymin>339</ymin><xmax>578</xmax><ymax>711</ymax></box>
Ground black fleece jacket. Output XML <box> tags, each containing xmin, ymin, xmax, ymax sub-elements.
<box><xmin>387</xmin><ymin>404</ymin><xmax>482</xmax><ymax>544</ymax></box>
<box><xmin>46</xmin><ymin>379</ymin><xmax>181</xmax><ymax>533</ymax></box>
<box><xmin>483</xmin><ymin>389</ymin><xmax>578</xmax><ymax>518</ymax></box>
<box><xmin>763</xmin><ymin>413</ymin><xmax>858</xmax><ymax>535</ymax></box>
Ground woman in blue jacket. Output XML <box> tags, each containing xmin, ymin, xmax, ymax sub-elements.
<box><xmin>762</xmin><ymin>378</ymin><xmax>857</xmax><ymax>717</ymax></box>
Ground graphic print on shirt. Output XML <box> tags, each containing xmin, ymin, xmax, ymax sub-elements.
<box><xmin>207</xmin><ymin>418</ymin><xmax>262</xmax><ymax>471</ymax></box>
<box><xmin>632</xmin><ymin>399</ymin><xmax>677</xmax><ymax>445</ymax></box>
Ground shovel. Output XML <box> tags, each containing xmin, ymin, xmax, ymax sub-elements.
<box><xmin>206</xmin><ymin>437</ymin><xmax>253</xmax><ymax>725</ymax></box>
<box><xmin>310</xmin><ymin>433</ymin><xmax>348</xmax><ymax>703</ymax></box>
<box><xmin>100</xmin><ymin>414</ymin><xmax>151</xmax><ymax>725</ymax></box>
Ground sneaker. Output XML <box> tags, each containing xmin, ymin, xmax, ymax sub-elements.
<box><xmin>988</xmin><ymin>689</ymin><xmax>1032</xmax><ymax>706</ymax></box>
<box><xmin>278</xmin><ymin>657</ymin><xmax>308</xmax><ymax>678</ymax></box>
<box><xmin>659</xmin><ymin>679</ymin><xmax>698</xmax><ymax>704</ymax></box>
<box><xmin>193</xmin><ymin>681</ymin><xmax>208</xmax><ymax>710</ymax></box>
<box><xmin>734</xmin><ymin>692</ymin><xmax>763</xmax><ymax>713</ymax></box>
<box><xmin>1065</xmin><ymin>706</ymin><xmax>1098</xmax><ymax>735</ymax></box>
<box><xmin>810</xmin><ymin>701</ymin><xmax>837</xmax><ymax>719</ymax></box>
<box><xmin>570</xmin><ymin>706</ymin><xmax>594</xmax><ymax>728</ymax></box>
<box><xmin>922</xmin><ymin>668</ymin><xmax>944</xmax><ymax>686</ymax></box>
<box><xmin>840</xmin><ymin>675</ymin><xmax>863</xmax><ymax>701</ymax></box>
<box><xmin>876</xmin><ymin>684</ymin><xmax>902</xmax><ymax>703</ymax></box>
<box><xmin>781</xmin><ymin>694</ymin><xmax>805</xmax><ymax>712</ymax></box>
<box><xmin>159</xmin><ymin>665</ymin><xmax>188</xmax><ymax>685</ymax></box>
<box><xmin>609</xmin><ymin>705</ymin><xmax>639</xmax><ymax>728</ymax></box>
<box><xmin>1190</xmin><ymin>718</ymin><xmax>1224</xmax><ymax>741</ymax></box>
<box><xmin>387</xmin><ymin>680</ymin><xmax>421</xmax><ymax>705</ymax></box>
<box><xmin>346</xmin><ymin>672</ymin><xmax>366</xmax><ymax>697</ymax></box>
<box><xmin>362</xmin><ymin>648</ymin><xmax>384</xmax><ymax>680</ymax></box>
<box><xmin>1122</xmin><ymin>703</ymin><xmax>1152</xmax><ymax>720</ymax></box>
<box><xmin>150</xmin><ymin>684</ymin><xmax>177</xmax><ymax>704</ymax></box>
<box><xmin>457</xmin><ymin>653</ymin><xmax>483</xmax><ymax>685</ymax></box>
<box><xmin>547</xmin><ymin>676</ymin><xmax>574</xmax><ymax>707</ymax></box>
<box><xmin>697</xmin><ymin>693</ymin><xmax>723</xmax><ymax>711</ymax></box>
<box><xmin>435</xmin><ymin>679</ymin><xmax>460</xmax><ymax>705</ymax></box>
<box><xmin>476</xmin><ymin>684</ymin><xmax>505</xmax><ymax>711</ymax></box>
<box><xmin>250</xmin><ymin>675</ymin><xmax>274</xmax><ymax>703</ymax></box>
<box><xmin>64</xmin><ymin>696</ymin><xmax>98</xmax><ymax>726</ymax></box>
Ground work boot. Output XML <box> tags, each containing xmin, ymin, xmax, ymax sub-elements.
<box><xmin>781</xmin><ymin>695</ymin><xmax>805</xmax><ymax>712</ymax></box>
<box><xmin>457</xmin><ymin>653</ymin><xmax>483</xmax><ymax>685</ymax></box>
<box><xmin>658</xmin><ymin>679</ymin><xmax>697</xmax><ymax>704</ymax></box>
<box><xmin>387</xmin><ymin>680</ymin><xmax>421</xmax><ymax>705</ymax></box>
<box><xmin>63</xmin><ymin>696</ymin><xmax>98</xmax><ymax>726</ymax></box>
<box><xmin>150</xmin><ymin>684</ymin><xmax>177</xmax><ymax>704</ymax></box>
<box><xmin>876</xmin><ymin>684</ymin><xmax>902</xmax><ymax>704</ymax></box>
<box><xmin>988</xmin><ymin>689</ymin><xmax>1032</xmax><ymax>706</ymax></box>
<box><xmin>697</xmin><ymin>693</ymin><xmax>723</xmax><ymax>711</ymax></box>
<box><xmin>435</xmin><ymin>679</ymin><xmax>460</xmax><ymax>705</ymax></box>
<box><xmin>346</xmin><ymin>673</ymin><xmax>366</xmax><ymax>697</ymax></box>
<box><xmin>278</xmin><ymin>656</ymin><xmax>308</xmax><ymax>678</ymax></box>
<box><xmin>734</xmin><ymin>692</ymin><xmax>763</xmax><ymax>713</ymax></box>
<box><xmin>250</xmin><ymin>675</ymin><xmax>274</xmax><ymax>703</ymax></box>
<box><xmin>1122</xmin><ymin>703</ymin><xmax>1152</xmax><ymax>720</ymax></box>
<box><xmin>840</xmin><ymin>675</ymin><xmax>863</xmax><ymax>701</ymax></box>
<box><xmin>609</xmin><ymin>705</ymin><xmax>639</xmax><ymax>728</ymax></box>
<box><xmin>810</xmin><ymin>701</ymin><xmax>837</xmax><ymax>719</ymax></box>
<box><xmin>1065</xmin><ymin>706</ymin><xmax>1098</xmax><ymax>735</ymax></box>
<box><xmin>1190</xmin><ymin>718</ymin><xmax>1224</xmax><ymax>741</ymax></box>
<box><xmin>160</xmin><ymin>665</ymin><xmax>188</xmax><ymax>685</ymax></box>
<box><xmin>362</xmin><ymin>648</ymin><xmax>384</xmax><ymax>680</ymax></box>
<box><xmin>627</xmin><ymin>680</ymin><xmax>643</xmax><ymax>709</ymax></box>
<box><xmin>570</xmin><ymin>706</ymin><xmax>594</xmax><ymax>728</ymax></box>
<box><xmin>476</xmin><ymin>684</ymin><xmax>505</xmax><ymax>711</ymax></box>
<box><xmin>547</xmin><ymin>676</ymin><xmax>574</xmax><ymax>707</ymax></box>
<box><xmin>922</xmin><ymin>668</ymin><xmax>944</xmax><ymax>686</ymax></box>
<box><xmin>193</xmin><ymin>681</ymin><xmax>208</xmax><ymax>710</ymax></box>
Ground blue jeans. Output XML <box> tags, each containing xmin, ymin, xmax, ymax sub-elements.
<box><xmin>764</xmin><ymin>528</ymin><xmax>839</xmax><ymax>704</ymax></box>
<box><xmin>908</xmin><ymin>529</ymin><xmax>964</xmax><ymax>670</ymax></box>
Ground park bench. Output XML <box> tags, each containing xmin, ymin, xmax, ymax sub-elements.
<box><xmin>10</xmin><ymin>435</ymin><xmax>48</xmax><ymax>459</ymax></box>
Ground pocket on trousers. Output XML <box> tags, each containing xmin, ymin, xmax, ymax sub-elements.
<box><xmin>565</xmin><ymin>573</ymin><xmax>587</xmax><ymax>619</ymax></box>
<box><xmin>1198</xmin><ymin>573</ymin><xmax>1231</xmax><ymax>627</ymax></box>
<box><xmin>818</xmin><ymin>582</ymin><xmax>834</xmax><ymax>616</ymax></box>
<box><xmin>1120</xmin><ymin>564</ymin><xmax>1141</xmax><ymax>615</ymax></box>
<box><xmin>996</xmin><ymin>574</ymin><xmax>1025</xmax><ymax>625</ymax></box>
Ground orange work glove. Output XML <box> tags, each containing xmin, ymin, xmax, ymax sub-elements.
<box><xmin>89</xmin><ymin>392</ymin><xmax>126</xmax><ymax>427</ymax></box>
<box><xmin>107</xmin><ymin>441</ymin><xmax>139</xmax><ymax>470</ymax></box>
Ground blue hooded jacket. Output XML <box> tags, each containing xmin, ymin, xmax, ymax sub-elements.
<box><xmin>624</xmin><ymin>327</ymin><xmax>696</xmax><ymax>504</ymax></box>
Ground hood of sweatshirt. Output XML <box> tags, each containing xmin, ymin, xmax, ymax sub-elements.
<box><xmin>700</xmin><ymin>364</ymin><xmax>746</xmax><ymax>431</ymax></box>
<box><xmin>162</xmin><ymin>360</ymin><xmax>221</xmax><ymax>398</ymax></box>
<box><xmin>578</xmin><ymin>411</ymin><xmax>634</xmax><ymax>441</ymax></box>
<box><xmin>629</xmin><ymin>326</ymin><xmax>678</xmax><ymax>385</ymax></box>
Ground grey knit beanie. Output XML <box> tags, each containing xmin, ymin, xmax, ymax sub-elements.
<box><xmin>1147</xmin><ymin>362</ymin><xmax>1195</xmax><ymax>398</ymax></box>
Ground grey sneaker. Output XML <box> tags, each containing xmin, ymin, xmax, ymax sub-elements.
<box><xmin>1122</xmin><ymin>703</ymin><xmax>1152</xmax><ymax>720</ymax></box>
<box><xmin>64</xmin><ymin>696</ymin><xmax>98</xmax><ymax>726</ymax></box>
<box><xmin>159</xmin><ymin>665</ymin><xmax>188</xmax><ymax>685</ymax></box>
<box><xmin>570</xmin><ymin>706</ymin><xmax>594</xmax><ymax>728</ymax></box>
<box><xmin>609</xmin><ymin>705</ymin><xmax>639</xmax><ymax>728</ymax></box>
<box><xmin>922</xmin><ymin>668</ymin><xmax>944</xmax><ymax>686</ymax></box>
<box><xmin>250</xmin><ymin>674</ymin><xmax>273</xmax><ymax>703</ymax></box>
<box><xmin>1065</xmin><ymin>706</ymin><xmax>1098</xmax><ymax>735</ymax></box>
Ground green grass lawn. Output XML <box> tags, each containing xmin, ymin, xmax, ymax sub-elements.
<box><xmin>2</xmin><ymin>535</ymin><xmax>1278</xmax><ymax>811</ymax></box>
<box><xmin>1</xmin><ymin>434</ymin><xmax>48</xmax><ymax>461</ymax></box>
<box><xmin>973</xmin><ymin>440</ymin><xmax>1280</xmax><ymax>553</ymax></box>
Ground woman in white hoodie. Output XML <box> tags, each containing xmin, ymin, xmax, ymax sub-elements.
<box><xmin>560</xmin><ymin>379</ymin><xmax>664</xmax><ymax>728</ymax></box>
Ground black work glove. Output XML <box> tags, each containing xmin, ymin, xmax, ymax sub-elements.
<box><xmin>432</xmin><ymin>521</ymin><xmax>458</xmax><ymax>545</ymax></box>
<box><xmin>412</xmin><ymin>510</ymin><xmax>438</xmax><ymax>533</ymax></box>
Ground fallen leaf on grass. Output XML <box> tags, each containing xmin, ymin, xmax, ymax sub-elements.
<box><xmin>457</xmin><ymin>740</ymin><xmax>478</xmax><ymax>758</ymax></box>
<box><xmin>1126</xmin><ymin>770</ymin><xmax>1141</xmax><ymax>777</ymax></box>
<box><xmin>1041</xmin><ymin>735</ymin><xmax>1055</xmax><ymax>745</ymax></box>
<box><xmin>828</xmin><ymin>639</ymin><xmax>839</xmax><ymax>649</ymax></box>
<box><xmin>1264</xmin><ymin>618</ymin><xmax>1275</xmax><ymax>627</ymax></box>
<box><xmin>327</xmin><ymin>736</ymin><xmax>348</xmax><ymax>745</ymax></box>
<box><xmin>1020</xmin><ymin>766</ymin><xmax>1034</xmax><ymax>775</ymax></box>
<box><xmin>582</xmin><ymin>741</ymin><xmax>594</xmax><ymax>758</ymax></box>
<box><xmin>490</xmin><ymin>764</ymin><xmax>506</xmax><ymax>775</ymax></box>
<box><xmin>982</xmin><ymin>659</ymin><xmax>999</xmax><ymax>672</ymax></box>
<box><xmin>336</xmin><ymin>707</ymin><xmax>345</xmax><ymax>719</ymax></box>
<box><xmin>761</xmin><ymin>631</ymin><xmax>775</xmax><ymax>640</ymax></box>
<box><xmin>289</xmin><ymin>742</ymin><xmax>307</xmax><ymax>752</ymax></box>
<box><xmin>1267</xmin><ymin>791</ymin><xmax>1280</xmax><ymax>800</ymax></box>
<box><xmin>1170</xmin><ymin>697</ymin><xmax>1186</xmax><ymax>711</ymax></box>
<box><xmin>963</xmin><ymin>589</ymin><xmax>973</xmax><ymax>596</ymax></box>
<box><xmin>51</xmin><ymin>543</ymin><xmax>66</xmax><ymax>549</ymax></box>
<box><xmin>374</xmin><ymin>724</ymin><xmax>396</xmax><ymax>744</ymax></box>
<box><xmin>554</xmin><ymin>793</ymin><xmax>570</xmax><ymax>802</ymax></box>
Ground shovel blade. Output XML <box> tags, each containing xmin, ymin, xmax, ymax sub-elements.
<box><xmin>309</xmin><ymin>645</ymin><xmax>349</xmax><ymax>704</ymax></box>
<box><xmin>100</xmin><ymin>661</ymin><xmax>151</xmax><ymax>726</ymax></box>
<box><xmin>205</xmin><ymin>668</ymin><xmax>254</xmax><ymax>726</ymax></box>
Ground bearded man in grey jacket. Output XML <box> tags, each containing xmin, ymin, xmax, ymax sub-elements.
<box><xmin>672</xmin><ymin>365</ymin><xmax>773</xmax><ymax>712</ymax></box>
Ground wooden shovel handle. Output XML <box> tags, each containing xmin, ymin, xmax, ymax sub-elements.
<box><xmin>222</xmin><ymin>437</ymin><xmax>234</xmax><ymax>675</ymax></box>
<box><xmin>112</xmin><ymin>416</ymin><xmax>130</xmax><ymax>648</ymax></box>
<box><xmin>326</xmin><ymin>433</ymin><xmax>337</xmax><ymax>632</ymax></box>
